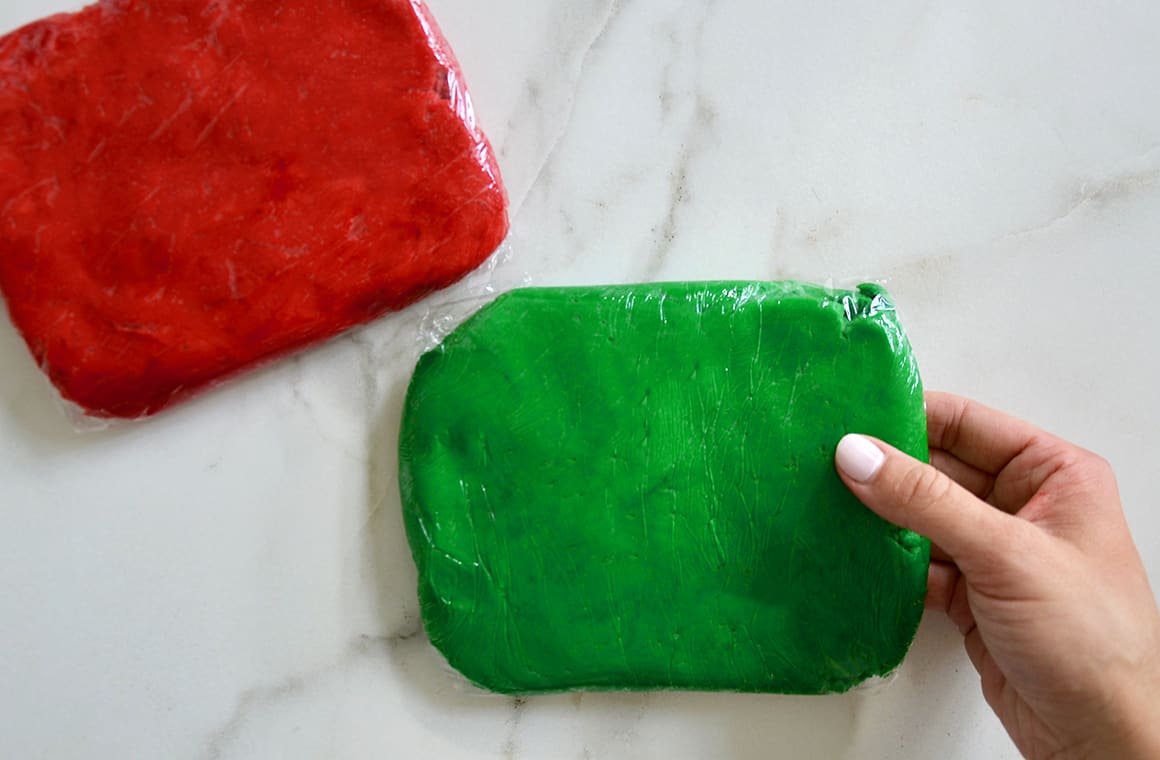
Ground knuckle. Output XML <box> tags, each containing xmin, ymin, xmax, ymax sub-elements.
<box><xmin>927</xmin><ymin>394</ymin><xmax>968</xmax><ymax>451</ymax></box>
<box><xmin>1075</xmin><ymin>450</ymin><xmax>1119</xmax><ymax>492</ymax></box>
<box><xmin>894</xmin><ymin>463</ymin><xmax>954</xmax><ymax>510</ymax></box>
<box><xmin>1042</xmin><ymin>438</ymin><xmax>1110</xmax><ymax>476</ymax></box>
<box><xmin>1083</xmin><ymin>451</ymin><xmax>1114</xmax><ymax>476</ymax></box>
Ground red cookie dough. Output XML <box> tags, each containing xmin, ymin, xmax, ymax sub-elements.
<box><xmin>0</xmin><ymin>0</ymin><xmax>508</xmax><ymax>418</ymax></box>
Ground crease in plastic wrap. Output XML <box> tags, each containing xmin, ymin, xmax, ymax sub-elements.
<box><xmin>0</xmin><ymin>0</ymin><xmax>508</xmax><ymax>422</ymax></box>
<box><xmin>413</xmin><ymin>240</ymin><xmax>532</xmax><ymax>356</ymax></box>
<box><xmin>399</xmin><ymin>281</ymin><xmax>930</xmax><ymax>695</ymax></box>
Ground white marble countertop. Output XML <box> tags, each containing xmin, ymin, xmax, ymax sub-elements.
<box><xmin>2</xmin><ymin>1</ymin><xmax>1159</xmax><ymax>758</ymax></box>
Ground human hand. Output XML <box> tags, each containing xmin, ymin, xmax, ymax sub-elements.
<box><xmin>834</xmin><ymin>392</ymin><xmax>1160</xmax><ymax>760</ymax></box>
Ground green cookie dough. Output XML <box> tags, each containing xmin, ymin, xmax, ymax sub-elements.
<box><xmin>399</xmin><ymin>281</ymin><xmax>929</xmax><ymax>695</ymax></box>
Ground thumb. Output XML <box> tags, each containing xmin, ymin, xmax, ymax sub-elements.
<box><xmin>834</xmin><ymin>433</ymin><xmax>1019</xmax><ymax>572</ymax></box>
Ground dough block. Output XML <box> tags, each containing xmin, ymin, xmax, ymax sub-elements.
<box><xmin>0</xmin><ymin>0</ymin><xmax>507</xmax><ymax>418</ymax></box>
<box><xmin>399</xmin><ymin>282</ymin><xmax>929</xmax><ymax>694</ymax></box>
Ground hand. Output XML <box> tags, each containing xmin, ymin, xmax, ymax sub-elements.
<box><xmin>834</xmin><ymin>392</ymin><xmax>1160</xmax><ymax>760</ymax></box>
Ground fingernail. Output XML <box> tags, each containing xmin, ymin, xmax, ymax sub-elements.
<box><xmin>836</xmin><ymin>434</ymin><xmax>885</xmax><ymax>483</ymax></box>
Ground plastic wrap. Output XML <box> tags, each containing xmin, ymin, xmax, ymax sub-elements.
<box><xmin>415</xmin><ymin>241</ymin><xmax>531</xmax><ymax>354</ymax></box>
<box><xmin>398</xmin><ymin>281</ymin><xmax>929</xmax><ymax>695</ymax></box>
<box><xmin>0</xmin><ymin>0</ymin><xmax>508</xmax><ymax>421</ymax></box>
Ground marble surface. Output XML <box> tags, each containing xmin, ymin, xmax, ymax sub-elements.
<box><xmin>2</xmin><ymin>1</ymin><xmax>1159</xmax><ymax>757</ymax></box>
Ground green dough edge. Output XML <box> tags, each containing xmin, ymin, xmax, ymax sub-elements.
<box><xmin>398</xmin><ymin>281</ymin><xmax>929</xmax><ymax>695</ymax></box>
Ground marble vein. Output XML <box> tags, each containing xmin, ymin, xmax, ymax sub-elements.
<box><xmin>640</xmin><ymin>2</ymin><xmax>720</xmax><ymax>280</ymax></box>
<box><xmin>503</xmin><ymin>0</ymin><xmax>624</xmax><ymax>215</ymax></box>
<box><xmin>997</xmin><ymin>146</ymin><xmax>1160</xmax><ymax>244</ymax></box>
<box><xmin>500</xmin><ymin>697</ymin><xmax>528</xmax><ymax>760</ymax></box>
<box><xmin>201</xmin><ymin>631</ymin><xmax>410</xmax><ymax>760</ymax></box>
<box><xmin>643</xmin><ymin>93</ymin><xmax>717</xmax><ymax>279</ymax></box>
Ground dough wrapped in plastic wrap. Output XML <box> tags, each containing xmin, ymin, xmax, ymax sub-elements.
<box><xmin>0</xmin><ymin>0</ymin><xmax>508</xmax><ymax>419</ymax></box>
<box><xmin>400</xmin><ymin>281</ymin><xmax>929</xmax><ymax>695</ymax></box>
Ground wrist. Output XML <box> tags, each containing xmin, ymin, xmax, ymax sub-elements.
<box><xmin>1113</xmin><ymin>704</ymin><xmax>1160</xmax><ymax>760</ymax></box>
<box><xmin>1106</xmin><ymin>630</ymin><xmax>1160</xmax><ymax>759</ymax></box>
<box><xmin>1127</xmin><ymin>662</ymin><xmax>1160</xmax><ymax>757</ymax></box>
<box><xmin>1065</xmin><ymin>614</ymin><xmax>1160</xmax><ymax>760</ymax></box>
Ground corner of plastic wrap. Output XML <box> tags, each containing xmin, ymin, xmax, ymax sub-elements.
<box><xmin>415</xmin><ymin>239</ymin><xmax>531</xmax><ymax>353</ymax></box>
<box><xmin>849</xmin><ymin>668</ymin><xmax>903</xmax><ymax>695</ymax></box>
<box><xmin>839</xmin><ymin>282</ymin><xmax>895</xmax><ymax>322</ymax></box>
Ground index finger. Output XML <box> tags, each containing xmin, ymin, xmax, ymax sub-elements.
<box><xmin>925</xmin><ymin>391</ymin><xmax>1044</xmax><ymax>476</ymax></box>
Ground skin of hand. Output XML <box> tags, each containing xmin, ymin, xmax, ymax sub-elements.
<box><xmin>834</xmin><ymin>391</ymin><xmax>1160</xmax><ymax>760</ymax></box>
